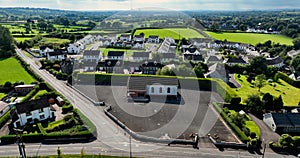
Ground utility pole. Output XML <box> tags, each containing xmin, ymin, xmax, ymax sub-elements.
<box><xmin>129</xmin><ymin>135</ymin><xmax>132</xmax><ymax>158</ymax></box>
<box><xmin>262</xmin><ymin>139</ymin><xmax>266</xmax><ymax>158</ymax></box>
<box><xmin>14</xmin><ymin>128</ymin><xmax>26</xmax><ymax>158</ymax></box>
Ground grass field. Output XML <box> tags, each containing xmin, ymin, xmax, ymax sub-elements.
<box><xmin>205</xmin><ymin>31</ymin><xmax>293</xmax><ymax>45</ymax></box>
<box><xmin>40</xmin><ymin>38</ymin><xmax>71</xmax><ymax>45</ymax></box>
<box><xmin>134</xmin><ymin>28</ymin><xmax>204</xmax><ymax>40</ymax></box>
<box><xmin>234</xmin><ymin>74</ymin><xmax>300</xmax><ymax>106</ymax></box>
<box><xmin>0</xmin><ymin>58</ymin><xmax>35</xmax><ymax>84</ymax></box>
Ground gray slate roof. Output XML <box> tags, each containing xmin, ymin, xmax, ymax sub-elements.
<box><xmin>272</xmin><ymin>113</ymin><xmax>300</xmax><ymax>127</ymax></box>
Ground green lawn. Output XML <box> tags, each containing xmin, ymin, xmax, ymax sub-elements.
<box><xmin>32</xmin><ymin>90</ymin><xmax>49</xmax><ymax>99</ymax></box>
<box><xmin>234</xmin><ymin>74</ymin><xmax>300</xmax><ymax>106</ymax></box>
<box><xmin>245</xmin><ymin>121</ymin><xmax>260</xmax><ymax>138</ymax></box>
<box><xmin>46</xmin><ymin>119</ymin><xmax>64</xmax><ymax>129</ymax></box>
<box><xmin>100</xmin><ymin>48</ymin><xmax>139</xmax><ymax>57</ymax></box>
<box><xmin>205</xmin><ymin>31</ymin><xmax>293</xmax><ymax>45</ymax></box>
<box><xmin>229</xmin><ymin>110</ymin><xmax>260</xmax><ymax>138</ymax></box>
<box><xmin>135</xmin><ymin>28</ymin><xmax>204</xmax><ymax>40</ymax></box>
<box><xmin>0</xmin><ymin>58</ymin><xmax>35</xmax><ymax>84</ymax></box>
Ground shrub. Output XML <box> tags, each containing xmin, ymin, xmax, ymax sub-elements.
<box><xmin>275</xmin><ymin>72</ymin><xmax>300</xmax><ymax>88</ymax></box>
<box><xmin>62</xmin><ymin>104</ymin><xmax>73</xmax><ymax>114</ymax></box>
<box><xmin>0</xmin><ymin>109</ymin><xmax>13</xmax><ymax>129</ymax></box>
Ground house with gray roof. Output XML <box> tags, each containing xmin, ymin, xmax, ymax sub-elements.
<box><xmin>13</xmin><ymin>97</ymin><xmax>56</xmax><ymax>128</ymax></box>
<box><xmin>263</xmin><ymin>113</ymin><xmax>300</xmax><ymax>134</ymax></box>
<box><xmin>128</xmin><ymin>76</ymin><xmax>178</xmax><ymax>101</ymax></box>
<box><xmin>266</xmin><ymin>56</ymin><xmax>284</xmax><ymax>68</ymax></box>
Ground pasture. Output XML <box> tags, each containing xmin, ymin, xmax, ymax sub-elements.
<box><xmin>0</xmin><ymin>58</ymin><xmax>35</xmax><ymax>84</ymax></box>
<box><xmin>39</xmin><ymin>37</ymin><xmax>71</xmax><ymax>45</ymax></box>
<box><xmin>234</xmin><ymin>74</ymin><xmax>300</xmax><ymax>106</ymax></box>
<box><xmin>205</xmin><ymin>31</ymin><xmax>293</xmax><ymax>45</ymax></box>
<box><xmin>134</xmin><ymin>28</ymin><xmax>204</xmax><ymax>40</ymax></box>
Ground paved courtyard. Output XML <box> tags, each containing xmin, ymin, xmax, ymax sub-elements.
<box><xmin>75</xmin><ymin>84</ymin><xmax>239</xmax><ymax>147</ymax></box>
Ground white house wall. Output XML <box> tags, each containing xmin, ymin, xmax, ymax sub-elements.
<box><xmin>263</xmin><ymin>113</ymin><xmax>277</xmax><ymax>132</ymax></box>
<box><xmin>14</xmin><ymin>107</ymin><xmax>56</xmax><ymax>127</ymax></box>
<box><xmin>146</xmin><ymin>85</ymin><xmax>177</xmax><ymax>96</ymax></box>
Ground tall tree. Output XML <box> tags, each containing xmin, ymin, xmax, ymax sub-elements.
<box><xmin>262</xmin><ymin>93</ymin><xmax>274</xmax><ymax>111</ymax></box>
<box><xmin>274</xmin><ymin>95</ymin><xmax>284</xmax><ymax>111</ymax></box>
<box><xmin>254</xmin><ymin>74</ymin><xmax>266</xmax><ymax>92</ymax></box>
<box><xmin>250</xmin><ymin>56</ymin><xmax>267</xmax><ymax>75</ymax></box>
<box><xmin>245</xmin><ymin>94</ymin><xmax>264</xmax><ymax>113</ymax></box>
<box><xmin>0</xmin><ymin>25</ymin><xmax>15</xmax><ymax>57</ymax></box>
<box><xmin>291</xmin><ymin>55</ymin><xmax>300</xmax><ymax>71</ymax></box>
<box><xmin>193</xmin><ymin>63</ymin><xmax>205</xmax><ymax>78</ymax></box>
<box><xmin>292</xmin><ymin>37</ymin><xmax>300</xmax><ymax>50</ymax></box>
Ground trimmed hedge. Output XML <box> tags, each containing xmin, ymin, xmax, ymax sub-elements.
<box><xmin>0</xmin><ymin>109</ymin><xmax>13</xmax><ymax>129</ymax></box>
<box><xmin>73</xmin><ymin>109</ymin><xmax>97</xmax><ymax>136</ymax></box>
<box><xmin>38</xmin><ymin>123</ymin><xmax>47</xmax><ymax>135</ymax></box>
<box><xmin>19</xmin><ymin>85</ymin><xmax>40</xmax><ymax>103</ymax></box>
<box><xmin>0</xmin><ymin>133</ymin><xmax>44</xmax><ymax>144</ymax></box>
<box><xmin>14</xmin><ymin>55</ymin><xmax>44</xmax><ymax>82</ymax></box>
<box><xmin>62</xmin><ymin>104</ymin><xmax>74</xmax><ymax>114</ymax></box>
<box><xmin>275</xmin><ymin>72</ymin><xmax>300</xmax><ymax>88</ymax></box>
<box><xmin>213</xmin><ymin>103</ymin><xmax>249</xmax><ymax>142</ymax></box>
<box><xmin>77</xmin><ymin>73</ymin><xmax>241</xmax><ymax>104</ymax></box>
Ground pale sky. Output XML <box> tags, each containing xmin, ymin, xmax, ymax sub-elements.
<box><xmin>0</xmin><ymin>0</ymin><xmax>299</xmax><ymax>11</ymax></box>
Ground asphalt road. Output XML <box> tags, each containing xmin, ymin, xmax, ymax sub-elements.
<box><xmin>3</xmin><ymin>48</ymin><xmax>294</xmax><ymax>158</ymax></box>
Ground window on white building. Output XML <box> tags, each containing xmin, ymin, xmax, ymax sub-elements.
<box><xmin>26</xmin><ymin>112</ymin><xmax>31</xmax><ymax>116</ymax></box>
<box><xmin>159</xmin><ymin>87</ymin><xmax>163</xmax><ymax>93</ymax></box>
<box><xmin>167</xmin><ymin>87</ymin><xmax>171</xmax><ymax>93</ymax></box>
<box><xmin>151</xmin><ymin>87</ymin><xmax>154</xmax><ymax>93</ymax></box>
<box><xmin>39</xmin><ymin>108</ymin><xmax>44</xmax><ymax>113</ymax></box>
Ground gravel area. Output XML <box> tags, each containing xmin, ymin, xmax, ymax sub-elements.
<box><xmin>75</xmin><ymin>84</ymin><xmax>239</xmax><ymax>147</ymax></box>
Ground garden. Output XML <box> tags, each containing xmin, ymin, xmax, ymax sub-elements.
<box><xmin>0</xmin><ymin>82</ymin><xmax>96</xmax><ymax>144</ymax></box>
<box><xmin>213</xmin><ymin>103</ymin><xmax>260</xmax><ymax>145</ymax></box>
<box><xmin>234</xmin><ymin>74</ymin><xmax>300</xmax><ymax>106</ymax></box>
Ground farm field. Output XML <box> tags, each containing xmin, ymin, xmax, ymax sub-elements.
<box><xmin>0</xmin><ymin>58</ymin><xmax>35</xmax><ymax>84</ymax></box>
<box><xmin>39</xmin><ymin>37</ymin><xmax>71</xmax><ymax>45</ymax></box>
<box><xmin>134</xmin><ymin>28</ymin><xmax>204</xmax><ymax>40</ymax></box>
<box><xmin>205</xmin><ymin>31</ymin><xmax>293</xmax><ymax>45</ymax></box>
<box><xmin>14</xmin><ymin>37</ymin><xmax>32</xmax><ymax>42</ymax></box>
<box><xmin>234</xmin><ymin>74</ymin><xmax>300</xmax><ymax>106</ymax></box>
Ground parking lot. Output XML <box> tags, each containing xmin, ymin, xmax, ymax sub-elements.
<box><xmin>75</xmin><ymin>84</ymin><xmax>239</xmax><ymax>147</ymax></box>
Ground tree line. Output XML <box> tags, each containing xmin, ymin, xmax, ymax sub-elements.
<box><xmin>0</xmin><ymin>25</ymin><xmax>15</xmax><ymax>58</ymax></box>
